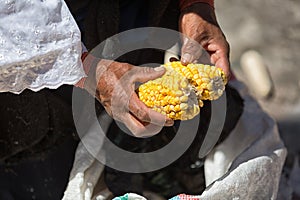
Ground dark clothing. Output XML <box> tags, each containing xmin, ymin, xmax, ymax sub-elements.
<box><xmin>0</xmin><ymin>86</ymin><xmax>81</xmax><ymax>199</ymax></box>
<box><xmin>65</xmin><ymin>0</ymin><xmax>180</xmax><ymax>50</ymax></box>
<box><xmin>66</xmin><ymin>1</ymin><xmax>244</xmax><ymax>197</ymax></box>
<box><xmin>0</xmin><ymin>137</ymin><xmax>78</xmax><ymax>200</ymax></box>
<box><xmin>0</xmin><ymin>87</ymin><xmax>78</xmax><ymax>163</ymax></box>
<box><xmin>0</xmin><ymin>1</ymin><xmax>244</xmax><ymax>199</ymax></box>
<box><xmin>103</xmin><ymin>85</ymin><xmax>243</xmax><ymax>198</ymax></box>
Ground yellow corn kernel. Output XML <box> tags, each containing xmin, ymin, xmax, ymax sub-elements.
<box><xmin>138</xmin><ymin>62</ymin><xmax>226</xmax><ymax>120</ymax></box>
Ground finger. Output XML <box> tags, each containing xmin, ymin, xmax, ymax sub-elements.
<box><xmin>181</xmin><ymin>37</ymin><xmax>203</xmax><ymax>65</ymax></box>
<box><xmin>207</xmin><ymin>43</ymin><xmax>230</xmax><ymax>78</ymax></box>
<box><xmin>215</xmin><ymin>53</ymin><xmax>230</xmax><ymax>79</ymax></box>
<box><xmin>129</xmin><ymin>66</ymin><xmax>166</xmax><ymax>83</ymax></box>
<box><xmin>128</xmin><ymin>93</ymin><xmax>174</xmax><ymax>126</ymax></box>
<box><xmin>122</xmin><ymin>113</ymin><xmax>164</xmax><ymax>137</ymax></box>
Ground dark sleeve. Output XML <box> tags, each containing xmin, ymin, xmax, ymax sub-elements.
<box><xmin>179</xmin><ymin>0</ymin><xmax>214</xmax><ymax>11</ymax></box>
<box><xmin>64</xmin><ymin>0</ymin><xmax>91</xmax><ymax>41</ymax></box>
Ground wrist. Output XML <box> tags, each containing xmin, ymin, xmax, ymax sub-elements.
<box><xmin>74</xmin><ymin>52</ymin><xmax>89</xmax><ymax>88</ymax></box>
<box><xmin>180</xmin><ymin>2</ymin><xmax>218</xmax><ymax>34</ymax></box>
<box><xmin>75</xmin><ymin>52</ymin><xmax>101</xmax><ymax>98</ymax></box>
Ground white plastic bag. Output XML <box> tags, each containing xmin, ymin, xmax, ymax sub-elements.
<box><xmin>63</xmin><ymin>80</ymin><xmax>287</xmax><ymax>200</ymax></box>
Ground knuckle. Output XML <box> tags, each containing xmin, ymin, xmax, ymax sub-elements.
<box><xmin>136</xmin><ymin>66</ymin><xmax>151</xmax><ymax>73</ymax></box>
<box><xmin>126</xmin><ymin>66</ymin><xmax>140</xmax><ymax>79</ymax></box>
<box><xmin>183</xmin><ymin>41</ymin><xmax>196</xmax><ymax>51</ymax></box>
<box><xmin>125</xmin><ymin>63</ymin><xmax>133</xmax><ymax>70</ymax></box>
<box><xmin>142</xmin><ymin>67</ymin><xmax>153</xmax><ymax>74</ymax></box>
<box><xmin>137</xmin><ymin>109</ymin><xmax>149</xmax><ymax>121</ymax></box>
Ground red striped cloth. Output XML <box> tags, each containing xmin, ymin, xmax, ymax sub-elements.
<box><xmin>169</xmin><ymin>194</ymin><xmax>201</xmax><ymax>200</ymax></box>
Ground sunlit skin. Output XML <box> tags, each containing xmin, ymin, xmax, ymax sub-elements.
<box><xmin>180</xmin><ymin>3</ymin><xmax>230</xmax><ymax>78</ymax></box>
<box><xmin>94</xmin><ymin>3</ymin><xmax>230</xmax><ymax>137</ymax></box>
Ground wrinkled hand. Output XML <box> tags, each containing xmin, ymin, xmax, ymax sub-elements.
<box><xmin>179</xmin><ymin>3</ymin><xmax>230</xmax><ymax>78</ymax></box>
<box><xmin>95</xmin><ymin>60</ymin><xmax>174</xmax><ymax>137</ymax></box>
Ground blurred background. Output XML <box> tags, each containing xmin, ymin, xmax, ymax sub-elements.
<box><xmin>216</xmin><ymin>1</ymin><xmax>300</xmax><ymax>199</ymax></box>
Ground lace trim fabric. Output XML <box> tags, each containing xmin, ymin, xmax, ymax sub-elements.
<box><xmin>0</xmin><ymin>0</ymin><xmax>85</xmax><ymax>94</ymax></box>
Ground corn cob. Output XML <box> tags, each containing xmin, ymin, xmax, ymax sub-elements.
<box><xmin>165</xmin><ymin>62</ymin><xmax>227</xmax><ymax>100</ymax></box>
<box><xmin>138</xmin><ymin>62</ymin><xmax>226</xmax><ymax>120</ymax></box>
<box><xmin>138</xmin><ymin>65</ymin><xmax>200</xmax><ymax>120</ymax></box>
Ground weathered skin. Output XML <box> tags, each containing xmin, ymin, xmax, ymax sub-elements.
<box><xmin>94</xmin><ymin>3</ymin><xmax>230</xmax><ymax>137</ymax></box>
<box><xmin>95</xmin><ymin>59</ymin><xmax>174</xmax><ymax>137</ymax></box>
<box><xmin>180</xmin><ymin>3</ymin><xmax>230</xmax><ymax>78</ymax></box>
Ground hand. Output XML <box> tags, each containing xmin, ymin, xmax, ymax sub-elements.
<box><xmin>95</xmin><ymin>60</ymin><xmax>174</xmax><ymax>137</ymax></box>
<box><xmin>179</xmin><ymin>3</ymin><xmax>230</xmax><ymax>78</ymax></box>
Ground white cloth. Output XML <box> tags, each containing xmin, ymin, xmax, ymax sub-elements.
<box><xmin>201</xmin><ymin>80</ymin><xmax>287</xmax><ymax>200</ymax></box>
<box><xmin>63</xmin><ymin>80</ymin><xmax>287</xmax><ymax>200</ymax></box>
<box><xmin>63</xmin><ymin>112</ymin><xmax>113</xmax><ymax>200</ymax></box>
<box><xmin>0</xmin><ymin>0</ymin><xmax>85</xmax><ymax>94</ymax></box>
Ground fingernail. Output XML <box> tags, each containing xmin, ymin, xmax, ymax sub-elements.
<box><xmin>154</xmin><ymin>66</ymin><xmax>165</xmax><ymax>71</ymax></box>
<box><xmin>165</xmin><ymin>119</ymin><xmax>174</xmax><ymax>126</ymax></box>
<box><xmin>182</xmin><ymin>53</ymin><xmax>191</xmax><ymax>63</ymax></box>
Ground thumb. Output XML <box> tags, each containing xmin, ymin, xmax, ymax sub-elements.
<box><xmin>181</xmin><ymin>37</ymin><xmax>203</xmax><ymax>65</ymax></box>
<box><xmin>130</xmin><ymin>66</ymin><xmax>166</xmax><ymax>83</ymax></box>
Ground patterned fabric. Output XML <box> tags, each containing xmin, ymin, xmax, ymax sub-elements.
<box><xmin>0</xmin><ymin>0</ymin><xmax>85</xmax><ymax>93</ymax></box>
<box><xmin>113</xmin><ymin>193</ymin><xmax>146</xmax><ymax>200</ymax></box>
<box><xmin>113</xmin><ymin>193</ymin><xmax>200</xmax><ymax>200</ymax></box>
<box><xmin>170</xmin><ymin>194</ymin><xmax>201</xmax><ymax>200</ymax></box>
